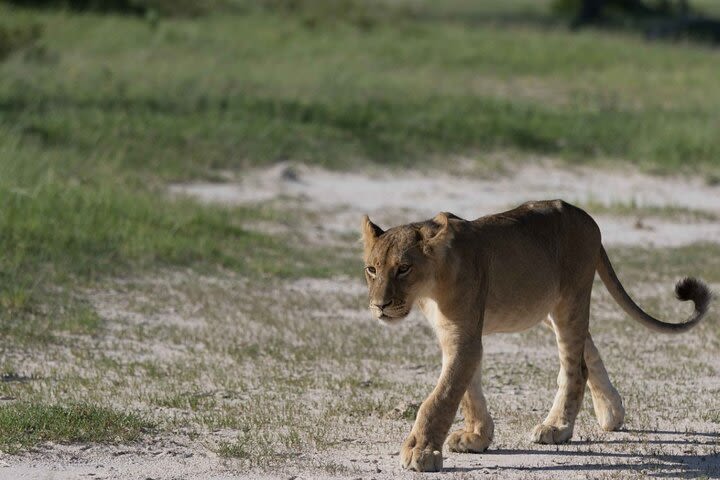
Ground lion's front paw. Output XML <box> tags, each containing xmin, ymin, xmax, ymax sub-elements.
<box><xmin>530</xmin><ymin>423</ymin><xmax>573</xmax><ymax>444</ymax></box>
<box><xmin>447</xmin><ymin>430</ymin><xmax>492</xmax><ymax>453</ymax></box>
<box><xmin>400</xmin><ymin>434</ymin><xmax>443</xmax><ymax>472</ymax></box>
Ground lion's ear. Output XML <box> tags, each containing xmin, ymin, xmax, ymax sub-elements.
<box><xmin>422</xmin><ymin>212</ymin><xmax>454</xmax><ymax>257</ymax></box>
<box><xmin>361</xmin><ymin>215</ymin><xmax>384</xmax><ymax>257</ymax></box>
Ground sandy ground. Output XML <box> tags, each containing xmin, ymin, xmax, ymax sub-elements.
<box><xmin>170</xmin><ymin>161</ymin><xmax>720</xmax><ymax>247</ymax></box>
<box><xmin>3</xmin><ymin>163</ymin><xmax>719</xmax><ymax>479</ymax></box>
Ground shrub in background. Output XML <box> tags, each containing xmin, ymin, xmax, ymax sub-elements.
<box><xmin>1</xmin><ymin>0</ymin><xmax>219</xmax><ymax>16</ymax></box>
<box><xmin>0</xmin><ymin>22</ymin><xmax>42</xmax><ymax>61</ymax></box>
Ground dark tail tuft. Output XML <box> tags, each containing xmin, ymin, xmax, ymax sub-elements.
<box><xmin>675</xmin><ymin>277</ymin><xmax>712</xmax><ymax>316</ymax></box>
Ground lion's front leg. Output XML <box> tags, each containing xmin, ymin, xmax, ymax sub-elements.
<box><xmin>447</xmin><ymin>361</ymin><xmax>494</xmax><ymax>453</ymax></box>
<box><xmin>401</xmin><ymin>336</ymin><xmax>482</xmax><ymax>472</ymax></box>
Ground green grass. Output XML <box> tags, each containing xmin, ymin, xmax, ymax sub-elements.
<box><xmin>0</xmin><ymin>297</ymin><xmax>102</xmax><ymax>344</ymax></box>
<box><xmin>0</xmin><ymin>153</ymin><xmax>349</xmax><ymax>346</ymax></box>
<box><xmin>1</xmin><ymin>2</ymin><xmax>720</xmax><ymax>179</ymax></box>
<box><xmin>0</xmin><ymin>170</ymin><xmax>348</xmax><ymax>346</ymax></box>
<box><xmin>0</xmin><ymin>171</ymin><xmax>298</xmax><ymax>278</ymax></box>
<box><xmin>0</xmin><ymin>403</ymin><xmax>151</xmax><ymax>453</ymax></box>
<box><xmin>579</xmin><ymin>199</ymin><xmax>719</xmax><ymax>221</ymax></box>
<box><xmin>609</xmin><ymin>242</ymin><xmax>720</xmax><ymax>285</ymax></box>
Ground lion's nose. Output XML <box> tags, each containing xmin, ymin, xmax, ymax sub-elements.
<box><xmin>373</xmin><ymin>300</ymin><xmax>393</xmax><ymax>311</ymax></box>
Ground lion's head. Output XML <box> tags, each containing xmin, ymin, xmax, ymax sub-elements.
<box><xmin>360</xmin><ymin>213</ymin><xmax>455</xmax><ymax>324</ymax></box>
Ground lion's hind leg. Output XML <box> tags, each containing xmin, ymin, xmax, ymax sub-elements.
<box><xmin>532</xmin><ymin>289</ymin><xmax>591</xmax><ymax>444</ymax></box>
<box><xmin>585</xmin><ymin>333</ymin><xmax>624</xmax><ymax>431</ymax></box>
<box><xmin>447</xmin><ymin>361</ymin><xmax>494</xmax><ymax>453</ymax></box>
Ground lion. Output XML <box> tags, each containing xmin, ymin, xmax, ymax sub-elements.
<box><xmin>360</xmin><ymin>200</ymin><xmax>711</xmax><ymax>472</ymax></box>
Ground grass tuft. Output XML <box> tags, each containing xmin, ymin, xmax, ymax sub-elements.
<box><xmin>0</xmin><ymin>403</ymin><xmax>152</xmax><ymax>453</ymax></box>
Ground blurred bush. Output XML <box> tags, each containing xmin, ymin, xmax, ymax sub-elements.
<box><xmin>256</xmin><ymin>0</ymin><xmax>380</xmax><ymax>14</ymax></box>
<box><xmin>553</xmin><ymin>0</ymin><xmax>720</xmax><ymax>43</ymax></box>
<box><xmin>0</xmin><ymin>22</ymin><xmax>42</xmax><ymax>61</ymax></box>
<box><xmin>249</xmin><ymin>0</ymin><xmax>409</xmax><ymax>30</ymax></box>
<box><xmin>552</xmin><ymin>0</ymin><xmax>693</xmax><ymax>19</ymax></box>
<box><xmin>2</xmin><ymin>0</ymin><xmax>144</xmax><ymax>13</ymax></box>
<box><xmin>0</xmin><ymin>0</ymin><xmax>403</xmax><ymax>24</ymax></box>
<box><xmin>1</xmin><ymin>0</ymin><xmax>221</xmax><ymax>16</ymax></box>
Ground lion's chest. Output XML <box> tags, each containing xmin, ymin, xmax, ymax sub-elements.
<box><xmin>482</xmin><ymin>301</ymin><xmax>554</xmax><ymax>334</ymax></box>
<box><xmin>418</xmin><ymin>295</ymin><xmax>555</xmax><ymax>336</ymax></box>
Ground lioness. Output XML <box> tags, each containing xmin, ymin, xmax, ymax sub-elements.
<box><xmin>360</xmin><ymin>200</ymin><xmax>711</xmax><ymax>472</ymax></box>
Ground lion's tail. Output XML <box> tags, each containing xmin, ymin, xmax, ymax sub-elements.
<box><xmin>596</xmin><ymin>246</ymin><xmax>712</xmax><ymax>334</ymax></box>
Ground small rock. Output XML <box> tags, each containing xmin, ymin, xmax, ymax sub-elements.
<box><xmin>634</xmin><ymin>218</ymin><xmax>654</xmax><ymax>231</ymax></box>
<box><xmin>280</xmin><ymin>166</ymin><xmax>300</xmax><ymax>182</ymax></box>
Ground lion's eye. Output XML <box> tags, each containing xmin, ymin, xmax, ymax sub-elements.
<box><xmin>365</xmin><ymin>266</ymin><xmax>376</xmax><ymax>277</ymax></box>
<box><xmin>397</xmin><ymin>264</ymin><xmax>411</xmax><ymax>276</ymax></box>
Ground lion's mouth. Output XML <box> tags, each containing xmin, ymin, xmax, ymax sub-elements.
<box><xmin>374</xmin><ymin>307</ymin><xmax>410</xmax><ymax>324</ymax></box>
<box><xmin>369</xmin><ymin>300</ymin><xmax>411</xmax><ymax>323</ymax></box>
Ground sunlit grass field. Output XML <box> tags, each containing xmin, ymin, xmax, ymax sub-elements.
<box><xmin>3</xmin><ymin>0</ymin><xmax>720</xmax><ymax>179</ymax></box>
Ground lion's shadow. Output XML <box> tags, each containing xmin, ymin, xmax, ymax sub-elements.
<box><xmin>444</xmin><ymin>429</ymin><xmax>720</xmax><ymax>479</ymax></box>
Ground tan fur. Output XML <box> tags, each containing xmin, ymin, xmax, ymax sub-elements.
<box><xmin>361</xmin><ymin>200</ymin><xmax>711</xmax><ymax>472</ymax></box>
